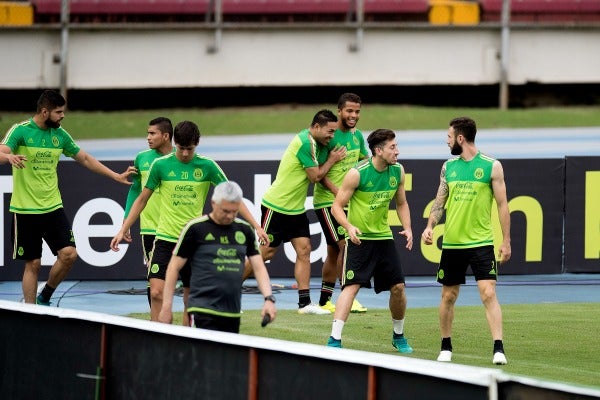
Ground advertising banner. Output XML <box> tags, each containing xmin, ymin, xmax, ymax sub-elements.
<box><xmin>564</xmin><ymin>157</ymin><xmax>600</xmax><ymax>272</ymax></box>
<box><xmin>0</xmin><ymin>158</ymin><xmax>579</xmax><ymax>280</ymax></box>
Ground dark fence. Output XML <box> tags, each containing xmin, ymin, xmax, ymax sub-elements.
<box><xmin>1</xmin><ymin>300</ymin><xmax>599</xmax><ymax>399</ymax></box>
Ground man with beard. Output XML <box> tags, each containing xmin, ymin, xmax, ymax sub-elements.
<box><xmin>0</xmin><ymin>90</ymin><xmax>135</xmax><ymax>305</ymax></box>
<box><xmin>421</xmin><ymin>117</ymin><xmax>511</xmax><ymax>365</ymax></box>
<box><xmin>326</xmin><ymin>129</ymin><xmax>414</xmax><ymax>352</ymax></box>
<box><xmin>314</xmin><ymin>93</ymin><xmax>369</xmax><ymax>313</ymax></box>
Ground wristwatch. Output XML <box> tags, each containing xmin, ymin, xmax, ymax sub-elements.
<box><xmin>264</xmin><ymin>295</ymin><xmax>276</xmax><ymax>303</ymax></box>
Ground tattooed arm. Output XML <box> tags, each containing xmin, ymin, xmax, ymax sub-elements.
<box><xmin>421</xmin><ymin>162</ymin><xmax>449</xmax><ymax>245</ymax></box>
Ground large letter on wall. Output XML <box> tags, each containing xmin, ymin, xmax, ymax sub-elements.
<box><xmin>585</xmin><ymin>171</ymin><xmax>600</xmax><ymax>259</ymax></box>
<box><xmin>506</xmin><ymin>196</ymin><xmax>543</xmax><ymax>262</ymax></box>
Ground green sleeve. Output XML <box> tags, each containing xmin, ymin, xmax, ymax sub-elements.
<box><xmin>123</xmin><ymin>155</ymin><xmax>142</xmax><ymax>218</ymax></box>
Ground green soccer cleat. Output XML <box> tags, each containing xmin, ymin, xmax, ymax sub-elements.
<box><xmin>36</xmin><ymin>294</ymin><xmax>51</xmax><ymax>306</ymax></box>
<box><xmin>392</xmin><ymin>333</ymin><xmax>413</xmax><ymax>354</ymax></box>
<box><xmin>327</xmin><ymin>336</ymin><xmax>342</xmax><ymax>348</ymax></box>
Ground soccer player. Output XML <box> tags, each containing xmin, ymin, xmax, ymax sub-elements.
<box><xmin>111</xmin><ymin>120</ymin><xmax>268</xmax><ymax>325</ymax></box>
<box><xmin>314</xmin><ymin>93</ymin><xmax>369</xmax><ymax>314</ymax></box>
<box><xmin>0</xmin><ymin>90</ymin><xmax>134</xmax><ymax>305</ymax></box>
<box><xmin>326</xmin><ymin>129</ymin><xmax>413</xmax><ymax>353</ymax></box>
<box><xmin>158</xmin><ymin>181</ymin><xmax>276</xmax><ymax>333</ymax></box>
<box><xmin>123</xmin><ymin>117</ymin><xmax>174</xmax><ymax>305</ymax></box>
<box><xmin>422</xmin><ymin>117</ymin><xmax>511</xmax><ymax>365</ymax></box>
<box><xmin>242</xmin><ymin>109</ymin><xmax>346</xmax><ymax>315</ymax></box>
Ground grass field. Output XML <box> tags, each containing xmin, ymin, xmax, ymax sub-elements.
<box><xmin>6</xmin><ymin>103</ymin><xmax>598</xmax><ymax>390</ymax></box>
<box><xmin>2</xmin><ymin>105</ymin><xmax>600</xmax><ymax>139</ymax></box>
<box><xmin>130</xmin><ymin>302</ymin><xmax>600</xmax><ymax>390</ymax></box>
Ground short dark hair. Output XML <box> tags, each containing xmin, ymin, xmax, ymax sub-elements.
<box><xmin>173</xmin><ymin>120</ymin><xmax>200</xmax><ymax>147</ymax></box>
<box><xmin>36</xmin><ymin>90</ymin><xmax>66</xmax><ymax>113</ymax></box>
<box><xmin>311</xmin><ymin>109</ymin><xmax>337</xmax><ymax>127</ymax></box>
<box><xmin>449</xmin><ymin>117</ymin><xmax>477</xmax><ymax>142</ymax></box>
<box><xmin>337</xmin><ymin>93</ymin><xmax>362</xmax><ymax>110</ymax></box>
<box><xmin>367</xmin><ymin>129</ymin><xmax>396</xmax><ymax>154</ymax></box>
<box><xmin>149</xmin><ymin>117</ymin><xmax>173</xmax><ymax>140</ymax></box>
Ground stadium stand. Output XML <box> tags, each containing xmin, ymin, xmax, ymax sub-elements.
<box><xmin>479</xmin><ymin>0</ymin><xmax>600</xmax><ymax>23</ymax></box>
<box><xmin>29</xmin><ymin>0</ymin><xmax>431</xmax><ymax>23</ymax></box>
<box><xmin>31</xmin><ymin>0</ymin><xmax>211</xmax><ymax>23</ymax></box>
<box><xmin>27</xmin><ymin>0</ymin><xmax>600</xmax><ymax>24</ymax></box>
<box><xmin>364</xmin><ymin>0</ymin><xmax>430</xmax><ymax>21</ymax></box>
<box><xmin>0</xmin><ymin>1</ymin><xmax>34</xmax><ymax>25</ymax></box>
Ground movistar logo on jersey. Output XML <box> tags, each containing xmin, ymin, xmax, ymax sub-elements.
<box><xmin>474</xmin><ymin>168</ymin><xmax>484</xmax><ymax>180</ymax></box>
<box><xmin>205</xmin><ymin>233</ymin><xmax>215</xmax><ymax>241</ymax></box>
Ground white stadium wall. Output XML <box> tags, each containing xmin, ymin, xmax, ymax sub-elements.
<box><xmin>0</xmin><ymin>25</ymin><xmax>599</xmax><ymax>90</ymax></box>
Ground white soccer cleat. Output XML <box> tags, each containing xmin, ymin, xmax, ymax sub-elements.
<box><xmin>493</xmin><ymin>352</ymin><xmax>507</xmax><ymax>365</ymax></box>
<box><xmin>437</xmin><ymin>350</ymin><xmax>452</xmax><ymax>362</ymax></box>
<box><xmin>298</xmin><ymin>303</ymin><xmax>331</xmax><ymax>315</ymax></box>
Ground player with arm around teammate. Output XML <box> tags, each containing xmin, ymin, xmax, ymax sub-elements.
<box><xmin>242</xmin><ymin>109</ymin><xmax>346</xmax><ymax>315</ymax></box>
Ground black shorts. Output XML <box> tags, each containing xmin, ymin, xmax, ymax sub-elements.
<box><xmin>437</xmin><ymin>245</ymin><xmax>498</xmax><ymax>285</ymax></box>
<box><xmin>315</xmin><ymin>207</ymin><xmax>346</xmax><ymax>246</ymax></box>
<box><xmin>189</xmin><ymin>312</ymin><xmax>241</xmax><ymax>334</ymax></box>
<box><xmin>342</xmin><ymin>239</ymin><xmax>405</xmax><ymax>294</ymax></box>
<box><xmin>12</xmin><ymin>209</ymin><xmax>75</xmax><ymax>260</ymax></box>
<box><xmin>147</xmin><ymin>239</ymin><xmax>191</xmax><ymax>287</ymax></box>
<box><xmin>261</xmin><ymin>205</ymin><xmax>310</xmax><ymax>247</ymax></box>
<box><xmin>141</xmin><ymin>234</ymin><xmax>155</xmax><ymax>265</ymax></box>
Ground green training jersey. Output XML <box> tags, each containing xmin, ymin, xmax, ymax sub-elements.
<box><xmin>313</xmin><ymin>128</ymin><xmax>368</xmax><ymax>209</ymax></box>
<box><xmin>146</xmin><ymin>153</ymin><xmax>227</xmax><ymax>242</ymax></box>
<box><xmin>442</xmin><ymin>152</ymin><xmax>495</xmax><ymax>249</ymax></box>
<box><xmin>2</xmin><ymin>118</ymin><xmax>80</xmax><ymax>214</ymax></box>
<box><xmin>262</xmin><ymin>129</ymin><xmax>323</xmax><ymax>215</ymax></box>
<box><xmin>124</xmin><ymin>148</ymin><xmax>173</xmax><ymax>235</ymax></box>
<box><xmin>346</xmin><ymin>158</ymin><xmax>402</xmax><ymax>240</ymax></box>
